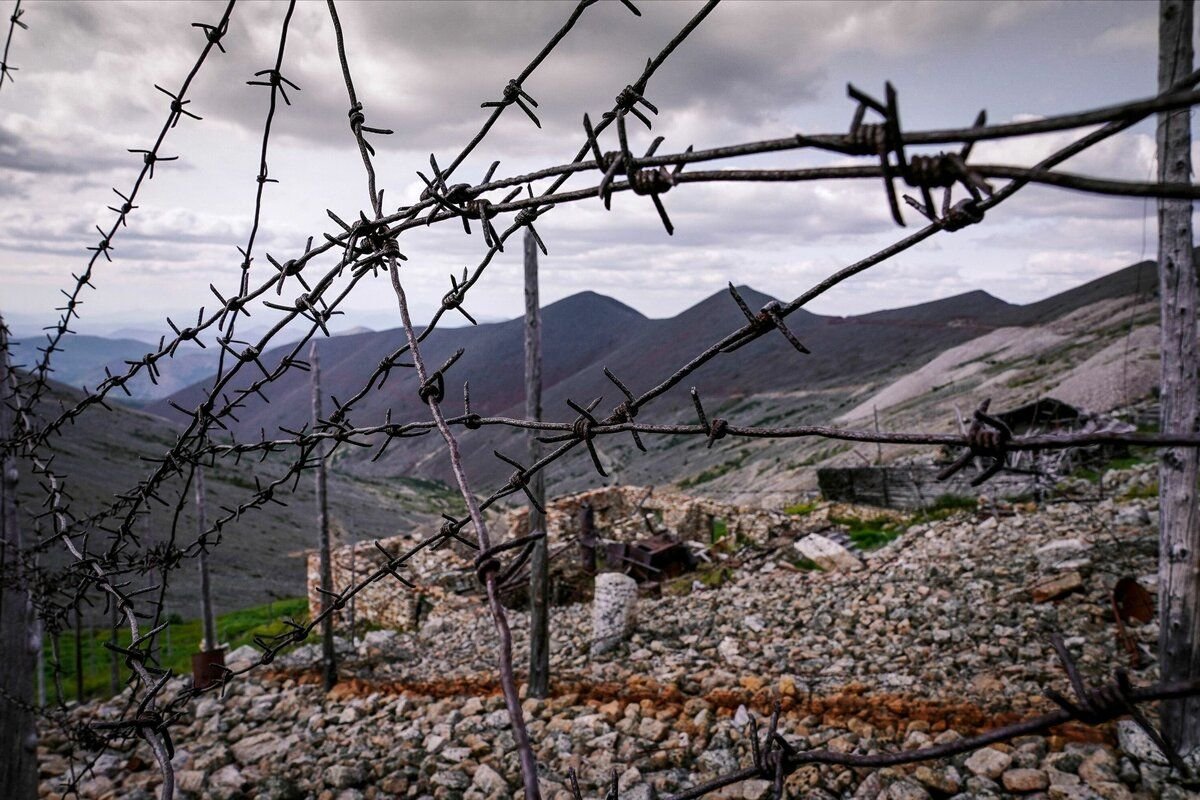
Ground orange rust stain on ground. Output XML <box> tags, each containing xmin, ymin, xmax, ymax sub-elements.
<box><xmin>267</xmin><ymin>667</ymin><xmax>1112</xmax><ymax>744</ymax></box>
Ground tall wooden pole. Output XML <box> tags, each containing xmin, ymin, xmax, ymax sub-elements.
<box><xmin>312</xmin><ymin>341</ymin><xmax>337</xmax><ymax>691</ymax></box>
<box><xmin>525</xmin><ymin>229</ymin><xmax>550</xmax><ymax>698</ymax></box>
<box><xmin>0</xmin><ymin>317</ymin><xmax>37</xmax><ymax>799</ymax></box>
<box><xmin>1156</xmin><ymin>0</ymin><xmax>1200</xmax><ymax>754</ymax></box>
<box><xmin>196</xmin><ymin>468</ymin><xmax>218</xmax><ymax>651</ymax></box>
<box><xmin>108</xmin><ymin>601</ymin><xmax>118</xmax><ymax>695</ymax></box>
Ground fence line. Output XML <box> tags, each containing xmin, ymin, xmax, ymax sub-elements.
<box><xmin>2</xmin><ymin>1</ymin><xmax>1200</xmax><ymax>799</ymax></box>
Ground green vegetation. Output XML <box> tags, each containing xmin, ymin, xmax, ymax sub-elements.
<box><xmin>1123</xmin><ymin>482</ymin><xmax>1158</xmax><ymax>501</ymax></box>
<box><xmin>814</xmin><ymin>494</ymin><xmax>977</xmax><ymax>552</ymax></box>
<box><xmin>783</xmin><ymin>499</ymin><xmax>819</xmax><ymax>516</ymax></box>
<box><xmin>677</xmin><ymin>452</ymin><xmax>750</xmax><ymax>489</ymax></box>
<box><xmin>789</xmin><ymin>556</ymin><xmax>824</xmax><ymax>571</ymax></box>
<box><xmin>44</xmin><ymin>597</ymin><xmax>309</xmax><ymax>701</ymax></box>
<box><xmin>828</xmin><ymin>514</ymin><xmax>904</xmax><ymax>550</ymax></box>
<box><xmin>1072</xmin><ymin>451</ymin><xmax>1152</xmax><ymax>484</ymax></box>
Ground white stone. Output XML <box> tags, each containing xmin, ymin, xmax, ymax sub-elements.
<box><xmin>964</xmin><ymin>747</ymin><xmax>1012</xmax><ymax>779</ymax></box>
<box><xmin>793</xmin><ymin>534</ymin><xmax>861</xmax><ymax>571</ymax></box>
<box><xmin>1116</xmin><ymin>719</ymin><xmax>1170</xmax><ymax>765</ymax></box>
<box><xmin>473</xmin><ymin>763</ymin><xmax>509</xmax><ymax>794</ymax></box>
<box><xmin>224</xmin><ymin>644</ymin><xmax>262</xmax><ymax>671</ymax></box>
<box><xmin>591</xmin><ymin>572</ymin><xmax>638</xmax><ymax>655</ymax></box>
<box><xmin>1035</xmin><ymin>538</ymin><xmax>1090</xmax><ymax>570</ymax></box>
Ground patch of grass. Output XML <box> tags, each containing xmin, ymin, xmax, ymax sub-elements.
<box><xmin>44</xmin><ymin>597</ymin><xmax>309</xmax><ymax>701</ymax></box>
<box><xmin>677</xmin><ymin>452</ymin><xmax>749</xmax><ymax>489</ymax></box>
<box><xmin>1073</xmin><ymin>453</ymin><xmax>1152</xmax><ymax>484</ymax></box>
<box><xmin>710</xmin><ymin>517</ymin><xmax>729</xmax><ymax>543</ymax></box>
<box><xmin>1123</xmin><ymin>482</ymin><xmax>1158</xmax><ymax>500</ymax></box>
<box><xmin>790</xmin><ymin>556</ymin><xmax>824</xmax><ymax>571</ymax></box>
<box><xmin>829</xmin><ymin>514</ymin><xmax>904</xmax><ymax>551</ymax></box>
<box><xmin>784</xmin><ymin>500</ymin><xmax>819</xmax><ymax>516</ymax></box>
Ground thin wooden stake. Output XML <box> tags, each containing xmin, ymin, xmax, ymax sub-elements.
<box><xmin>312</xmin><ymin>341</ymin><xmax>337</xmax><ymax>691</ymax></box>
<box><xmin>1156</xmin><ymin>0</ymin><xmax>1200</xmax><ymax>755</ymax></box>
<box><xmin>0</xmin><ymin>316</ymin><xmax>37</xmax><ymax>799</ymax></box>
<box><xmin>526</xmin><ymin>228</ymin><xmax>550</xmax><ymax>699</ymax></box>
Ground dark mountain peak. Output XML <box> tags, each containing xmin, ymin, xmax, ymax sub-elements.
<box><xmin>542</xmin><ymin>290</ymin><xmax>646</xmax><ymax>321</ymax></box>
<box><xmin>863</xmin><ymin>289</ymin><xmax>1013</xmax><ymax>324</ymax></box>
<box><xmin>681</xmin><ymin>284</ymin><xmax>817</xmax><ymax>322</ymax></box>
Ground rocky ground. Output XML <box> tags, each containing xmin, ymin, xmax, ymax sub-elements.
<box><xmin>37</xmin><ymin>466</ymin><xmax>1200</xmax><ymax>800</ymax></box>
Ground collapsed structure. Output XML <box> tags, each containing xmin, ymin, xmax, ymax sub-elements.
<box><xmin>817</xmin><ymin>397</ymin><xmax>1133</xmax><ymax>509</ymax></box>
<box><xmin>307</xmin><ymin>485</ymin><xmax>806</xmax><ymax>630</ymax></box>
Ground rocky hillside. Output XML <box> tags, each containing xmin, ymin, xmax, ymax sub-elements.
<box><xmin>143</xmin><ymin>260</ymin><xmax>1160</xmax><ymax>509</ymax></box>
<box><xmin>14</xmin><ymin>380</ymin><xmax>463</xmax><ymax>618</ymax></box>
<box><xmin>38</xmin><ymin>466</ymin><xmax>1199</xmax><ymax>800</ymax></box>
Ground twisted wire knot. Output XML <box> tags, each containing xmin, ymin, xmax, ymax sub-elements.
<box><xmin>904</xmin><ymin>153</ymin><xmax>959</xmax><ymax>188</ymax></box>
<box><xmin>942</xmin><ymin>199</ymin><xmax>985</xmax><ymax>232</ymax></box>
<box><xmin>514</xmin><ymin>207</ymin><xmax>540</xmax><ymax>227</ymax></box>
<box><xmin>615</xmin><ymin>85</ymin><xmax>642</xmax><ymax>111</ymax></box>
<box><xmin>418</xmin><ymin>371</ymin><xmax>445</xmax><ymax>404</ymax></box>
<box><xmin>501</xmin><ymin>79</ymin><xmax>522</xmax><ymax>102</ymax></box>
<box><xmin>507</xmin><ymin>468</ymin><xmax>530</xmax><ymax>493</ymax></box>
<box><xmin>463</xmin><ymin>198</ymin><xmax>496</xmax><ymax>220</ymax></box>
<box><xmin>612</xmin><ymin>401</ymin><xmax>636</xmax><ymax>424</ymax></box>
<box><xmin>442</xmin><ymin>287</ymin><xmax>466</xmax><ymax>310</ymax></box>
<box><xmin>572</xmin><ymin>413</ymin><xmax>596</xmax><ymax>440</ymax></box>
<box><xmin>463</xmin><ymin>413</ymin><xmax>483</xmax><ymax>430</ymax></box>
<box><xmin>347</xmin><ymin>102</ymin><xmax>365</xmax><ymax>132</ymax></box>
<box><xmin>707</xmin><ymin>418</ymin><xmax>728</xmax><ymax>445</ymax></box>
<box><xmin>630</xmin><ymin>167</ymin><xmax>674</xmax><ymax>196</ymax></box>
<box><xmin>846</xmin><ymin>122</ymin><xmax>887</xmax><ymax>155</ymax></box>
<box><xmin>475</xmin><ymin>554</ymin><xmax>501</xmax><ymax>585</ymax></box>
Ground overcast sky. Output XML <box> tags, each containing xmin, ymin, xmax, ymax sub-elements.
<box><xmin>0</xmin><ymin>0</ymin><xmax>1189</xmax><ymax>339</ymax></box>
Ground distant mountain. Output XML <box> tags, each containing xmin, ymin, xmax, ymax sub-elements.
<box><xmin>150</xmin><ymin>260</ymin><xmax>1155</xmax><ymax>498</ymax></box>
<box><xmin>16</xmin><ymin>379</ymin><xmax>461</xmax><ymax>619</ymax></box>
<box><xmin>7</xmin><ymin>332</ymin><xmax>219</xmax><ymax>405</ymax></box>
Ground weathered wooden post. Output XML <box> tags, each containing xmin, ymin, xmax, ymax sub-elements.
<box><xmin>312</xmin><ymin>341</ymin><xmax>337</xmax><ymax>691</ymax></box>
<box><xmin>1156</xmin><ymin>0</ymin><xmax>1200</xmax><ymax>755</ymax></box>
<box><xmin>73</xmin><ymin>603</ymin><xmax>82</xmax><ymax>703</ymax></box>
<box><xmin>108</xmin><ymin>601</ymin><xmax>118</xmax><ymax>695</ymax></box>
<box><xmin>579</xmin><ymin>502</ymin><xmax>597</xmax><ymax>574</ymax></box>
<box><xmin>0</xmin><ymin>317</ymin><xmax>37</xmax><ymax>799</ymax></box>
<box><xmin>190</xmin><ymin>467</ymin><xmax>226</xmax><ymax>689</ymax></box>
<box><xmin>526</xmin><ymin>228</ymin><xmax>550</xmax><ymax>698</ymax></box>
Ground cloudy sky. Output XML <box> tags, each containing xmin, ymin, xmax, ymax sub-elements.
<box><xmin>0</xmin><ymin>0</ymin><xmax>1189</xmax><ymax>340</ymax></box>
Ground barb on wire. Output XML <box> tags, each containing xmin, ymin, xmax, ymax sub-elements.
<box><xmin>0</xmin><ymin>0</ymin><xmax>26</xmax><ymax>91</ymax></box>
<box><xmin>10</xmin><ymin>6</ymin><xmax>1200</xmax><ymax>800</ymax></box>
<box><xmin>936</xmin><ymin>398</ymin><xmax>1012</xmax><ymax>486</ymax></box>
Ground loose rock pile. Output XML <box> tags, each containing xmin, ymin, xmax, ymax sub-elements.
<box><xmin>38</xmin><ymin>468</ymin><xmax>1199</xmax><ymax>800</ymax></box>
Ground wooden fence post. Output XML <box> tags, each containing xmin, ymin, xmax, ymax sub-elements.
<box><xmin>312</xmin><ymin>341</ymin><xmax>338</xmax><ymax>691</ymax></box>
<box><xmin>0</xmin><ymin>317</ymin><xmax>37</xmax><ymax>798</ymax></box>
<box><xmin>1156</xmin><ymin>0</ymin><xmax>1200</xmax><ymax>755</ymax></box>
<box><xmin>526</xmin><ymin>228</ymin><xmax>550</xmax><ymax>698</ymax></box>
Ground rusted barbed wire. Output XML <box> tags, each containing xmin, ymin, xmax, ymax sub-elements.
<box><xmin>14</xmin><ymin>0</ymin><xmax>236</xmax><ymax>426</ymax></box>
<box><xmin>0</xmin><ymin>0</ymin><xmax>26</xmax><ymax>91</ymax></box>
<box><xmin>4</xmin><ymin>1</ymin><xmax>1200</xmax><ymax>799</ymax></box>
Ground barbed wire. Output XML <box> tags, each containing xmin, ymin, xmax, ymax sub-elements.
<box><xmin>13</xmin><ymin>0</ymin><xmax>236</xmax><ymax>422</ymax></box>
<box><xmin>0</xmin><ymin>0</ymin><xmax>26</xmax><ymax>91</ymax></box>
<box><xmin>2</xmin><ymin>1</ymin><xmax>1199</xmax><ymax>799</ymax></box>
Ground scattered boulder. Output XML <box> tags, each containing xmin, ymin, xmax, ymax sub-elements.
<box><xmin>591</xmin><ymin>572</ymin><xmax>638</xmax><ymax>655</ymax></box>
<box><xmin>793</xmin><ymin>533</ymin><xmax>861</xmax><ymax>571</ymax></box>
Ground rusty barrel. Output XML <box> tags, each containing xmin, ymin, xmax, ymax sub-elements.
<box><xmin>191</xmin><ymin>647</ymin><xmax>226</xmax><ymax>690</ymax></box>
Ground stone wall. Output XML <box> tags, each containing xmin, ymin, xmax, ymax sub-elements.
<box><xmin>305</xmin><ymin>538</ymin><xmax>474</xmax><ymax>632</ymax></box>
<box><xmin>307</xmin><ymin>485</ymin><xmax>804</xmax><ymax>629</ymax></box>
<box><xmin>496</xmin><ymin>484</ymin><xmax>801</xmax><ymax>547</ymax></box>
<box><xmin>816</xmin><ymin>465</ymin><xmax>1042</xmax><ymax>509</ymax></box>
